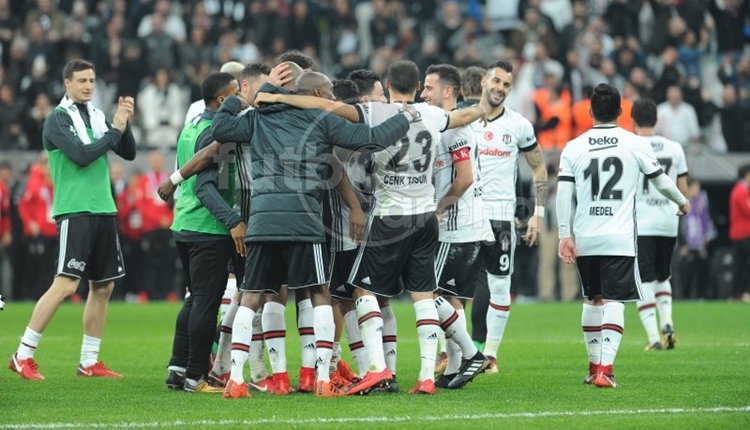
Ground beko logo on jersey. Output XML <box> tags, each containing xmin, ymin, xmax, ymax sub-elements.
<box><xmin>588</xmin><ymin>136</ymin><xmax>618</xmax><ymax>145</ymax></box>
<box><xmin>479</xmin><ymin>148</ymin><xmax>511</xmax><ymax>157</ymax></box>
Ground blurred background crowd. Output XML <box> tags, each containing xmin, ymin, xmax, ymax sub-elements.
<box><xmin>0</xmin><ymin>0</ymin><xmax>749</xmax><ymax>303</ymax></box>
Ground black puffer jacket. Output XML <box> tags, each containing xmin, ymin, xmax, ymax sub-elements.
<box><xmin>211</xmin><ymin>84</ymin><xmax>409</xmax><ymax>242</ymax></box>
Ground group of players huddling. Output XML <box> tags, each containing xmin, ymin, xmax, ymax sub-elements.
<box><xmin>9</xmin><ymin>50</ymin><xmax>690</xmax><ymax>397</ymax></box>
<box><xmin>155</xmin><ymin>48</ymin><xmax>689</xmax><ymax>397</ymax></box>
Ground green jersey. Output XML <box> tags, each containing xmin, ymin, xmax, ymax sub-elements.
<box><xmin>171</xmin><ymin>116</ymin><xmax>237</xmax><ymax>236</ymax></box>
<box><xmin>42</xmin><ymin>105</ymin><xmax>137</xmax><ymax>218</ymax></box>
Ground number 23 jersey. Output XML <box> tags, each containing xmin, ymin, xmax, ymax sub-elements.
<box><xmin>635</xmin><ymin>135</ymin><xmax>688</xmax><ymax>237</ymax></box>
<box><xmin>359</xmin><ymin>102</ymin><xmax>448</xmax><ymax>217</ymax></box>
<box><xmin>558</xmin><ymin>125</ymin><xmax>663</xmax><ymax>257</ymax></box>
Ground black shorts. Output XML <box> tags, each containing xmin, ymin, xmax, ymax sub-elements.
<box><xmin>435</xmin><ymin>241</ymin><xmax>483</xmax><ymax>299</ymax></box>
<box><xmin>55</xmin><ymin>215</ymin><xmax>125</xmax><ymax>282</ymax></box>
<box><xmin>242</xmin><ymin>242</ymin><xmax>329</xmax><ymax>293</ymax></box>
<box><xmin>483</xmin><ymin>220</ymin><xmax>516</xmax><ymax>276</ymax></box>
<box><xmin>349</xmin><ymin>212</ymin><xmax>438</xmax><ymax>297</ymax></box>
<box><xmin>576</xmin><ymin>255</ymin><xmax>642</xmax><ymax>302</ymax></box>
<box><xmin>228</xmin><ymin>253</ymin><xmax>246</xmax><ymax>285</ymax></box>
<box><xmin>637</xmin><ymin>236</ymin><xmax>676</xmax><ymax>282</ymax></box>
<box><xmin>330</xmin><ymin>249</ymin><xmax>358</xmax><ymax>300</ymax></box>
<box><xmin>176</xmin><ymin>238</ymin><xmax>233</xmax><ymax>296</ymax></box>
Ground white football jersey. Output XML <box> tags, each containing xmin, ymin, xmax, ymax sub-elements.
<box><xmin>329</xmin><ymin>146</ymin><xmax>373</xmax><ymax>252</ymax></box>
<box><xmin>635</xmin><ymin>135</ymin><xmax>688</xmax><ymax>237</ymax></box>
<box><xmin>558</xmin><ymin>125</ymin><xmax>663</xmax><ymax>256</ymax></box>
<box><xmin>472</xmin><ymin>107</ymin><xmax>537</xmax><ymax>221</ymax></box>
<box><xmin>184</xmin><ymin>100</ymin><xmax>205</xmax><ymax>124</ymax></box>
<box><xmin>434</xmin><ymin>124</ymin><xmax>493</xmax><ymax>243</ymax></box>
<box><xmin>359</xmin><ymin>102</ymin><xmax>448</xmax><ymax>216</ymax></box>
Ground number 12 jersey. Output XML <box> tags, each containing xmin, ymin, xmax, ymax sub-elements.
<box><xmin>558</xmin><ymin>124</ymin><xmax>663</xmax><ymax>257</ymax></box>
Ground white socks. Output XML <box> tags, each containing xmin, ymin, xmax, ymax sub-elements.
<box><xmin>637</xmin><ymin>281</ymin><xmax>661</xmax><ymax>345</ymax></box>
<box><xmin>313</xmin><ymin>305</ymin><xmax>335</xmax><ymax>382</ymax></box>
<box><xmin>80</xmin><ymin>335</ymin><xmax>101</xmax><ymax>368</ymax></box>
<box><xmin>381</xmin><ymin>305</ymin><xmax>398</xmax><ymax>376</ymax></box>
<box><xmin>414</xmin><ymin>299</ymin><xmax>440</xmax><ymax>382</ymax></box>
<box><xmin>249</xmin><ymin>307</ymin><xmax>268</xmax><ymax>381</ymax></box>
<box><xmin>344</xmin><ymin>309</ymin><xmax>369</xmax><ymax>377</ymax></box>
<box><xmin>17</xmin><ymin>327</ymin><xmax>42</xmax><ymax>360</ymax></box>
<box><xmin>262</xmin><ymin>301</ymin><xmax>287</xmax><ymax>375</ymax></box>
<box><xmin>581</xmin><ymin>303</ymin><xmax>603</xmax><ymax>368</ymax></box>
<box><xmin>298</xmin><ymin>299</ymin><xmax>316</xmax><ymax>371</ymax></box>
<box><xmin>655</xmin><ymin>280</ymin><xmax>674</xmax><ymax>330</ymax></box>
<box><xmin>230</xmin><ymin>306</ymin><xmax>254</xmax><ymax>384</ymax></box>
<box><xmin>213</xmin><ymin>299</ymin><xmax>239</xmax><ymax>375</ymax></box>
<box><xmin>435</xmin><ymin>297</ymin><xmax>477</xmax><ymax>359</ymax></box>
<box><xmin>355</xmin><ymin>295</ymin><xmax>386</xmax><ymax>373</ymax></box>
<box><xmin>600</xmin><ymin>302</ymin><xmax>625</xmax><ymax>369</ymax></box>
<box><xmin>484</xmin><ymin>274</ymin><xmax>511</xmax><ymax>359</ymax></box>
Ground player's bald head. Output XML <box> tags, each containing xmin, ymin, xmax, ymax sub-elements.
<box><xmin>280</xmin><ymin>61</ymin><xmax>304</xmax><ymax>90</ymax></box>
<box><xmin>295</xmin><ymin>71</ymin><xmax>334</xmax><ymax>100</ymax></box>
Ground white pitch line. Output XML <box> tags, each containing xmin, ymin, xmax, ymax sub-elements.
<box><xmin>1</xmin><ymin>406</ymin><xmax>748</xmax><ymax>429</ymax></box>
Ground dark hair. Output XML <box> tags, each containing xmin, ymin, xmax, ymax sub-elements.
<box><xmin>346</xmin><ymin>69</ymin><xmax>381</xmax><ymax>97</ymax></box>
<box><xmin>277</xmin><ymin>50</ymin><xmax>315</xmax><ymax>70</ymax></box>
<box><xmin>62</xmin><ymin>59</ymin><xmax>95</xmax><ymax>80</ymax></box>
<box><xmin>487</xmin><ymin>60</ymin><xmax>513</xmax><ymax>74</ymax></box>
<box><xmin>461</xmin><ymin>66</ymin><xmax>485</xmax><ymax>98</ymax></box>
<box><xmin>201</xmin><ymin>72</ymin><xmax>237</xmax><ymax>105</ymax></box>
<box><xmin>425</xmin><ymin>64</ymin><xmax>461</xmax><ymax>100</ymax></box>
<box><xmin>581</xmin><ymin>85</ymin><xmax>594</xmax><ymax>99</ymax></box>
<box><xmin>241</xmin><ymin>63</ymin><xmax>271</xmax><ymax>81</ymax></box>
<box><xmin>738</xmin><ymin>164</ymin><xmax>750</xmax><ymax>180</ymax></box>
<box><xmin>631</xmin><ymin>98</ymin><xmax>657</xmax><ymax>127</ymax></box>
<box><xmin>332</xmin><ymin>79</ymin><xmax>361</xmax><ymax>105</ymax></box>
<box><xmin>590</xmin><ymin>83</ymin><xmax>621</xmax><ymax>122</ymax></box>
<box><xmin>387</xmin><ymin>60</ymin><xmax>420</xmax><ymax>94</ymax></box>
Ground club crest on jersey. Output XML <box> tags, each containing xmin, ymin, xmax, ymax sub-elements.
<box><xmin>502</xmin><ymin>134</ymin><xmax>511</xmax><ymax>144</ymax></box>
<box><xmin>501</xmin><ymin>235</ymin><xmax>511</xmax><ymax>251</ymax></box>
<box><xmin>484</xmin><ymin>131</ymin><xmax>494</xmax><ymax>141</ymax></box>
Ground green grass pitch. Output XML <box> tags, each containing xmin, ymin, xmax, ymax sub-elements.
<box><xmin>1</xmin><ymin>300</ymin><xmax>748</xmax><ymax>429</ymax></box>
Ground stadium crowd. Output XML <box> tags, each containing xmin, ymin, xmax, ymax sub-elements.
<box><xmin>1</xmin><ymin>0</ymin><xmax>749</xmax><ymax>306</ymax></box>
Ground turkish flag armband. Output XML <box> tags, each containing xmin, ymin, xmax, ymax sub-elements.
<box><xmin>451</xmin><ymin>147</ymin><xmax>471</xmax><ymax>164</ymax></box>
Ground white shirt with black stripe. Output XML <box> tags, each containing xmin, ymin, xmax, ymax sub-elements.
<box><xmin>635</xmin><ymin>135</ymin><xmax>688</xmax><ymax>237</ymax></box>
<box><xmin>434</xmin><ymin>123</ymin><xmax>492</xmax><ymax>243</ymax></box>
<box><xmin>471</xmin><ymin>106</ymin><xmax>537</xmax><ymax>221</ymax></box>
<box><xmin>358</xmin><ymin>102</ymin><xmax>448</xmax><ymax>217</ymax></box>
<box><xmin>558</xmin><ymin>124</ymin><xmax>663</xmax><ymax>257</ymax></box>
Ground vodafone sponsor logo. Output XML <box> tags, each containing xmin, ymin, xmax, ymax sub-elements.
<box><xmin>478</xmin><ymin>147</ymin><xmax>511</xmax><ymax>157</ymax></box>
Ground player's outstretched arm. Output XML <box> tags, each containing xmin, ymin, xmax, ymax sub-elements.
<box><xmin>112</xmin><ymin>96</ymin><xmax>136</xmax><ymax>161</ymax></box>
<box><xmin>522</xmin><ymin>145</ymin><xmax>548</xmax><ymax>246</ymax></box>
<box><xmin>556</xmin><ymin>178</ymin><xmax>577</xmax><ymax>264</ymax></box>
<box><xmin>211</xmin><ymin>95</ymin><xmax>255</xmax><ymax>144</ymax></box>
<box><xmin>649</xmin><ymin>173</ymin><xmax>691</xmax><ymax>215</ymax></box>
<box><xmin>255</xmin><ymin>92</ymin><xmax>362</xmax><ymax>123</ymax></box>
<box><xmin>157</xmin><ymin>141</ymin><xmax>223</xmax><ymax>201</ymax></box>
<box><xmin>446</xmin><ymin>104</ymin><xmax>486</xmax><ymax>129</ymax></box>
<box><xmin>326</xmin><ymin>109</ymin><xmax>411</xmax><ymax>151</ymax></box>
